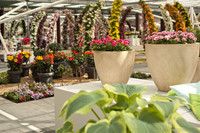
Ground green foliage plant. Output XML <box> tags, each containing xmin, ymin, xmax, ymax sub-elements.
<box><xmin>57</xmin><ymin>84</ymin><xmax>200</xmax><ymax>133</ymax></box>
<box><xmin>0</xmin><ymin>72</ymin><xmax>9</xmax><ymax>84</ymax></box>
<box><xmin>47</xmin><ymin>43</ymin><xmax>63</xmax><ymax>53</ymax></box>
<box><xmin>131</xmin><ymin>72</ymin><xmax>151</xmax><ymax>79</ymax></box>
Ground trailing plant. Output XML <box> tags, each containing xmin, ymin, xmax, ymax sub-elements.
<box><xmin>119</xmin><ymin>6</ymin><xmax>133</xmax><ymax>39</ymax></box>
<box><xmin>82</xmin><ymin>0</ymin><xmax>105</xmax><ymax>51</ymax></box>
<box><xmin>46</xmin><ymin>10</ymin><xmax>62</xmax><ymax>46</ymax></box>
<box><xmin>109</xmin><ymin>0</ymin><xmax>123</xmax><ymax>40</ymax></box>
<box><xmin>62</xmin><ymin>9</ymin><xmax>75</xmax><ymax>49</ymax></box>
<box><xmin>0</xmin><ymin>72</ymin><xmax>9</xmax><ymax>84</ymax></box>
<box><xmin>131</xmin><ymin>72</ymin><xmax>151</xmax><ymax>79</ymax></box>
<box><xmin>91</xmin><ymin>35</ymin><xmax>131</xmax><ymax>51</ymax></box>
<box><xmin>57</xmin><ymin>84</ymin><xmax>200</xmax><ymax>132</ymax></box>
<box><xmin>159</xmin><ymin>5</ymin><xmax>174</xmax><ymax>32</ymax></box>
<box><xmin>174</xmin><ymin>1</ymin><xmax>191</xmax><ymax>29</ymax></box>
<box><xmin>146</xmin><ymin>31</ymin><xmax>197</xmax><ymax>44</ymax></box>
<box><xmin>164</xmin><ymin>3</ymin><xmax>186</xmax><ymax>32</ymax></box>
<box><xmin>139</xmin><ymin>0</ymin><xmax>157</xmax><ymax>35</ymax></box>
<box><xmin>36</xmin><ymin>12</ymin><xmax>47</xmax><ymax>48</ymax></box>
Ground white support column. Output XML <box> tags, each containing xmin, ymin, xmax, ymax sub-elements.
<box><xmin>0</xmin><ymin>1</ymin><xmax>26</xmax><ymax>20</ymax></box>
<box><xmin>0</xmin><ymin>32</ymin><xmax>9</xmax><ymax>54</ymax></box>
<box><xmin>0</xmin><ymin>0</ymin><xmax>70</xmax><ymax>24</ymax></box>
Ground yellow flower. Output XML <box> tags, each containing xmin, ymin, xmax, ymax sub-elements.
<box><xmin>50</xmin><ymin>51</ymin><xmax>53</xmax><ymax>53</ymax></box>
<box><xmin>7</xmin><ymin>55</ymin><xmax>13</xmax><ymax>61</ymax></box>
<box><xmin>36</xmin><ymin>56</ymin><xmax>43</xmax><ymax>61</ymax></box>
<box><xmin>25</xmin><ymin>54</ymin><xmax>29</xmax><ymax>58</ymax></box>
<box><xmin>14</xmin><ymin>59</ymin><xmax>18</xmax><ymax>63</ymax></box>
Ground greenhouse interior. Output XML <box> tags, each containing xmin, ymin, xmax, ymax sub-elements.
<box><xmin>0</xmin><ymin>0</ymin><xmax>200</xmax><ymax>132</ymax></box>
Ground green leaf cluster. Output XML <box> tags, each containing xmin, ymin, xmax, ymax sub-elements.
<box><xmin>57</xmin><ymin>84</ymin><xmax>200</xmax><ymax>133</ymax></box>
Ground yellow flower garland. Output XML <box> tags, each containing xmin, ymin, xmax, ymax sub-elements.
<box><xmin>109</xmin><ymin>0</ymin><xmax>123</xmax><ymax>40</ymax></box>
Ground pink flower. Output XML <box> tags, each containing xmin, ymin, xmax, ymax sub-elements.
<box><xmin>112</xmin><ymin>41</ymin><xmax>117</xmax><ymax>46</ymax></box>
<box><xmin>123</xmin><ymin>40</ymin><xmax>130</xmax><ymax>45</ymax></box>
<box><xmin>182</xmin><ymin>38</ymin><xmax>187</xmax><ymax>41</ymax></box>
<box><xmin>175</xmin><ymin>38</ymin><xmax>180</xmax><ymax>42</ymax></box>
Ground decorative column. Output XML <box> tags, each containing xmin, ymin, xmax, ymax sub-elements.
<box><xmin>160</xmin><ymin>19</ymin><xmax>165</xmax><ymax>31</ymax></box>
<box><xmin>135</xmin><ymin>13</ymin><xmax>139</xmax><ymax>31</ymax></box>
<box><xmin>0</xmin><ymin>9</ymin><xmax>4</xmax><ymax>36</ymax></box>
<box><xmin>57</xmin><ymin>17</ymin><xmax>61</xmax><ymax>44</ymax></box>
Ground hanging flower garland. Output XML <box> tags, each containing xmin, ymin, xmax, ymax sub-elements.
<box><xmin>165</xmin><ymin>3</ymin><xmax>186</xmax><ymax>32</ymax></box>
<box><xmin>21</xmin><ymin>20</ymin><xmax>26</xmax><ymax>36</ymax></box>
<box><xmin>82</xmin><ymin>0</ymin><xmax>105</xmax><ymax>51</ymax></box>
<box><xmin>139</xmin><ymin>0</ymin><xmax>157</xmax><ymax>35</ymax></box>
<box><xmin>142</xmin><ymin>12</ymin><xmax>149</xmax><ymax>45</ymax></box>
<box><xmin>119</xmin><ymin>6</ymin><xmax>133</xmax><ymax>39</ymax></box>
<box><xmin>4</xmin><ymin>23</ymin><xmax>11</xmax><ymax>36</ymax></box>
<box><xmin>109</xmin><ymin>0</ymin><xmax>123</xmax><ymax>40</ymax></box>
<box><xmin>36</xmin><ymin>13</ymin><xmax>47</xmax><ymax>48</ymax></box>
<box><xmin>10</xmin><ymin>20</ymin><xmax>18</xmax><ymax>35</ymax></box>
<box><xmin>159</xmin><ymin>5</ymin><xmax>174</xmax><ymax>32</ymax></box>
<box><xmin>95</xmin><ymin>13</ymin><xmax>109</xmax><ymax>40</ymax></box>
<box><xmin>62</xmin><ymin>9</ymin><xmax>75</xmax><ymax>49</ymax></box>
<box><xmin>30</xmin><ymin>11</ymin><xmax>46</xmax><ymax>49</ymax></box>
<box><xmin>46</xmin><ymin>10</ymin><xmax>62</xmax><ymax>46</ymax></box>
<box><xmin>174</xmin><ymin>1</ymin><xmax>191</xmax><ymax>28</ymax></box>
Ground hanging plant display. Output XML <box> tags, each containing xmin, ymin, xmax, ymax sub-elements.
<box><xmin>165</xmin><ymin>3</ymin><xmax>186</xmax><ymax>32</ymax></box>
<box><xmin>36</xmin><ymin>13</ymin><xmax>47</xmax><ymax>48</ymax></box>
<box><xmin>119</xmin><ymin>6</ymin><xmax>133</xmax><ymax>39</ymax></box>
<box><xmin>46</xmin><ymin>10</ymin><xmax>62</xmax><ymax>46</ymax></box>
<box><xmin>95</xmin><ymin>13</ymin><xmax>109</xmax><ymax>40</ymax></box>
<box><xmin>141</xmin><ymin>12</ymin><xmax>149</xmax><ymax>45</ymax></box>
<box><xmin>30</xmin><ymin>11</ymin><xmax>46</xmax><ymax>49</ymax></box>
<box><xmin>10</xmin><ymin>20</ymin><xmax>18</xmax><ymax>35</ymax></box>
<box><xmin>82</xmin><ymin>0</ymin><xmax>105</xmax><ymax>51</ymax></box>
<box><xmin>174</xmin><ymin>1</ymin><xmax>191</xmax><ymax>29</ymax></box>
<box><xmin>21</xmin><ymin>20</ymin><xmax>26</xmax><ymax>36</ymax></box>
<box><xmin>109</xmin><ymin>0</ymin><xmax>123</xmax><ymax>40</ymax></box>
<box><xmin>4</xmin><ymin>23</ymin><xmax>11</xmax><ymax>36</ymax></box>
<box><xmin>159</xmin><ymin>5</ymin><xmax>174</xmax><ymax>32</ymax></box>
<box><xmin>139</xmin><ymin>0</ymin><xmax>157</xmax><ymax>35</ymax></box>
<box><xmin>62</xmin><ymin>9</ymin><xmax>75</xmax><ymax>49</ymax></box>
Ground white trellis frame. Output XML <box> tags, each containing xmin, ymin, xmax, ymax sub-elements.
<box><xmin>188</xmin><ymin>7</ymin><xmax>200</xmax><ymax>29</ymax></box>
<box><xmin>0</xmin><ymin>0</ymin><xmax>70</xmax><ymax>61</ymax></box>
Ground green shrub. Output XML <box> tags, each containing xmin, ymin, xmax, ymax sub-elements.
<box><xmin>131</xmin><ymin>72</ymin><xmax>151</xmax><ymax>79</ymax></box>
<box><xmin>47</xmin><ymin>43</ymin><xmax>63</xmax><ymax>52</ymax></box>
<box><xmin>0</xmin><ymin>72</ymin><xmax>9</xmax><ymax>84</ymax></box>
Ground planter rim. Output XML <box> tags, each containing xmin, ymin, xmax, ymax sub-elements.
<box><xmin>7</xmin><ymin>70</ymin><xmax>22</xmax><ymax>72</ymax></box>
<box><xmin>146</xmin><ymin>43</ymin><xmax>199</xmax><ymax>46</ymax></box>
<box><xmin>93</xmin><ymin>50</ymin><xmax>135</xmax><ymax>53</ymax></box>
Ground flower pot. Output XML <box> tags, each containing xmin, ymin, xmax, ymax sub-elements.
<box><xmin>146</xmin><ymin>44</ymin><xmax>199</xmax><ymax>92</ymax></box>
<box><xmin>31</xmin><ymin>68</ymin><xmax>39</xmax><ymax>82</ymax></box>
<box><xmin>86</xmin><ymin>67</ymin><xmax>98</xmax><ymax>79</ymax></box>
<box><xmin>7</xmin><ymin>70</ymin><xmax>22</xmax><ymax>83</ymax></box>
<box><xmin>53</xmin><ymin>74</ymin><xmax>62</xmax><ymax>79</ymax></box>
<box><xmin>37</xmin><ymin>72</ymin><xmax>54</xmax><ymax>84</ymax></box>
<box><xmin>53</xmin><ymin>62</ymin><xmax>64</xmax><ymax>79</ymax></box>
<box><xmin>21</xmin><ymin>65</ymin><xmax>29</xmax><ymax>77</ymax></box>
<box><xmin>191</xmin><ymin>58</ymin><xmax>200</xmax><ymax>83</ymax></box>
<box><xmin>93</xmin><ymin>50</ymin><xmax>135</xmax><ymax>85</ymax></box>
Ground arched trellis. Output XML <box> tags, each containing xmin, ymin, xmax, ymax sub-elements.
<box><xmin>36</xmin><ymin>12</ymin><xmax>47</xmax><ymax>48</ymax></box>
<box><xmin>62</xmin><ymin>9</ymin><xmax>75</xmax><ymax>49</ymax></box>
<box><xmin>119</xmin><ymin>6</ymin><xmax>133</xmax><ymax>39</ymax></box>
<box><xmin>46</xmin><ymin>10</ymin><xmax>62</xmax><ymax>46</ymax></box>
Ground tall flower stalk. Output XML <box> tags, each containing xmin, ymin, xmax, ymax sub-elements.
<box><xmin>109</xmin><ymin>0</ymin><xmax>123</xmax><ymax>40</ymax></box>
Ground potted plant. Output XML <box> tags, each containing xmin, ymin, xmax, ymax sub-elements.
<box><xmin>21</xmin><ymin>38</ymin><xmax>31</xmax><ymax>52</ymax></box>
<box><xmin>66</xmin><ymin>51</ymin><xmax>85</xmax><ymax>77</ymax></box>
<box><xmin>20</xmin><ymin>51</ymin><xmax>32</xmax><ymax>77</ymax></box>
<box><xmin>57</xmin><ymin>84</ymin><xmax>199</xmax><ymax>132</ymax></box>
<box><xmin>7</xmin><ymin>53</ymin><xmax>24</xmax><ymax>83</ymax></box>
<box><xmin>146</xmin><ymin>31</ymin><xmax>199</xmax><ymax>91</ymax></box>
<box><xmin>53</xmin><ymin>51</ymin><xmax>67</xmax><ymax>79</ymax></box>
<box><xmin>35</xmin><ymin>54</ymin><xmax>54</xmax><ymax>84</ymax></box>
<box><xmin>30</xmin><ymin>62</ymin><xmax>39</xmax><ymax>82</ymax></box>
<box><xmin>91</xmin><ymin>35</ymin><xmax>135</xmax><ymax>85</ymax></box>
<box><xmin>54</xmin><ymin>64</ymin><xmax>68</xmax><ymax>79</ymax></box>
<box><xmin>84</xmin><ymin>51</ymin><xmax>97</xmax><ymax>79</ymax></box>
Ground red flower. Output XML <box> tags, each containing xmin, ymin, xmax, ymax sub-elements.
<box><xmin>45</xmin><ymin>54</ymin><xmax>54</xmax><ymax>64</ymax></box>
<box><xmin>21</xmin><ymin>97</ymin><xmax>26</xmax><ymax>101</ymax></box>
<box><xmin>72</xmin><ymin>50</ymin><xmax>76</xmax><ymax>53</ymax></box>
<box><xmin>69</xmin><ymin>57</ymin><xmax>74</xmax><ymax>61</ymax></box>
<box><xmin>89</xmin><ymin>52</ymin><xmax>93</xmax><ymax>55</ymax></box>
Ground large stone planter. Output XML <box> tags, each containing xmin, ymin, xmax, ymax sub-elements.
<box><xmin>93</xmin><ymin>50</ymin><xmax>135</xmax><ymax>85</ymax></box>
<box><xmin>7</xmin><ymin>70</ymin><xmax>22</xmax><ymax>83</ymax></box>
<box><xmin>37</xmin><ymin>72</ymin><xmax>54</xmax><ymax>84</ymax></box>
<box><xmin>191</xmin><ymin>58</ymin><xmax>200</xmax><ymax>83</ymax></box>
<box><xmin>146</xmin><ymin>44</ymin><xmax>199</xmax><ymax>92</ymax></box>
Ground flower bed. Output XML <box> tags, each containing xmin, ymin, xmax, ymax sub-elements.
<box><xmin>3</xmin><ymin>82</ymin><xmax>66</xmax><ymax>102</ymax></box>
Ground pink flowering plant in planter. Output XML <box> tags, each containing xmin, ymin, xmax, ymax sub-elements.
<box><xmin>146</xmin><ymin>31</ymin><xmax>197</xmax><ymax>44</ymax></box>
<box><xmin>91</xmin><ymin>35</ymin><xmax>131</xmax><ymax>51</ymax></box>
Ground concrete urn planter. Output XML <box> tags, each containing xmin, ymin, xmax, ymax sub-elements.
<box><xmin>191</xmin><ymin>58</ymin><xmax>200</xmax><ymax>83</ymax></box>
<box><xmin>93</xmin><ymin>50</ymin><xmax>135</xmax><ymax>85</ymax></box>
<box><xmin>146</xmin><ymin>44</ymin><xmax>199</xmax><ymax>92</ymax></box>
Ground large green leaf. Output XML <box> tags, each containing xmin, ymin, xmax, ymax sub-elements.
<box><xmin>124</xmin><ymin>113</ymin><xmax>171</xmax><ymax>133</ymax></box>
<box><xmin>170</xmin><ymin>112</ymin><xmax>200</xmax><ymax>133</ymax></box>
<box><xmin>85</xmin><ymin>111</ymin><xmax>126</xmax><ymax>133</ymax></box>
<box><xmin>77</xmin><ymin>120</ymin><xmax>96</xmax><ymax>133</ymax></box>
<box><xmin>103</xmin><ymin>84</ymin><xmax>146</xmax><ymax>98</ymax></box>
<box><xmin>56</xmin><ymin>120</ymin><xmax>74</xmax><ymax>133</ymax></box>
<box><xmin>59</xmin><ymin>90</ymin><xmax>110</xmax><ymax>120</ymax></box>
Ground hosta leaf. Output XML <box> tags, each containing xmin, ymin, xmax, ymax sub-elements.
<box><xmin>170</xmin><ymin>112</ymin><xmax>200</xmax><ymax>133</ymax></box>
<box><xmin>124</xmin><ymin>113</ymin><xmax>171</xmax><ymax>133</ymax></box>
<box><xmin>85</xmin><ymin>112</ymin><xmax>126</xmax><ymax>133</ymax></box>
<box><xmin>59</xmin><ymin>90</ymin><xmax>109</xmax><ymax>120</ymax></box>
<box><xmin>77</xmin><ymin>120</ymin><xmax>96</xmax><ymax>133</ymax></box>
<box><xmin>56</xmin><ymin>120</ymin><xmax>74</xmax><ymax>133</ymax></box>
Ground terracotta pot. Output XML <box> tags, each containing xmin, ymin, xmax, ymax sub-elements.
<box><xmin>191</xmin><ymin>58</ymin><xmax>200</xmax><ymax>83</ymax></box>
<box><xmin>93</xmin><ymin>50</ymin><xmax>135</xmax><ymax>85</ymax></box>
<box><xmin>146</xmin><ymin>44</ymin><xmax>199</xmax><ymax>92</ymax></box>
